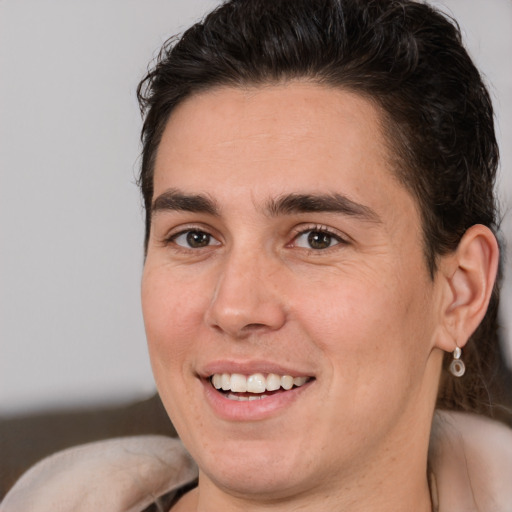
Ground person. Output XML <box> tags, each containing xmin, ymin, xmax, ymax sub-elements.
<box><xmin>2</xmin><ymin>0</ymin><xmax>512</xmax><ymax>511</ymax></box>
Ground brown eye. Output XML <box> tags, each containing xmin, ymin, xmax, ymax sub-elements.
<box><xmin>187</xmin><ymin>231</ymin><xmax>210</xmax><ymax>247</ymax></box>
<box><xmin>308</xmin><ymin>231</ymin><xmax>333</xmax><ymax>249</ymax></box>
<box><xmin>294</xmin><ymin>229</ymin><xmax>343</xmax><ymax>250</ymax></box>
<box><xmin>172</xmin><ymin>230</ymin><xmax>220</xmax><ymax>248</ymax></box>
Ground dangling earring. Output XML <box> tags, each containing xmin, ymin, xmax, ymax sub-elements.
<box><xmin>449</xmin><ymin>346</ymin><xmax>465</xmax><ymax>377</ymax></box>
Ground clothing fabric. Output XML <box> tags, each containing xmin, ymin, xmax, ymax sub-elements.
<box><xmin>1</xmin><ymin>411</ymin><xmax>512</xmax><ymax>511</ymax></box>
<box><xmin>0</xmin><ymin>436</ymin><xmax>198</xmax><ymax>512</ymax></box>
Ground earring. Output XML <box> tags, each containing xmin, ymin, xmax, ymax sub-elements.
<box><xmin>449</xmin><ymin>346</ymin><xmax>465</xmax><ymax>377</ymax></box>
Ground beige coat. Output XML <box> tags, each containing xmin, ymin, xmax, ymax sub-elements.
<box><xmin>2</xmin><ymin>411</ymin><xmax>512</xmax><ymax>512</ymax></box>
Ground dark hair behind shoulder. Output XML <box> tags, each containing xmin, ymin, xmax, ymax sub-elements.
<box><xmin>137</xmin><ymin>0</ymin><xmax>512</xmax><ymax>423</ymax></box>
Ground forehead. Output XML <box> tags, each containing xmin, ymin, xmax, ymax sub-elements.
<box><xmin>153</xmin><ymin>83</ymin><xmax>417</xmax><ymax>221</ymax></box>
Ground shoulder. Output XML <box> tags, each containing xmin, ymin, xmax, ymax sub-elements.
<box><xmin>0</xmin><ymin>436</ymin><xmax>198</xmax><ymax>512</ymax></box>
<box><xmin>431</xmin><ymin>410</ymin><xmax>512</xmax><ymax>512</ymax></box>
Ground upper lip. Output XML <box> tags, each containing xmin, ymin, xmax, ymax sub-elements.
<box><xmin>198</xmin><ymin>360</ymin><xmax>315</xmax><ymax>379</ymax></box>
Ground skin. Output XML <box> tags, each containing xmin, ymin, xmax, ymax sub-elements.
<box><xmin>141</xmin><ymin>83</ymin><xmax>498</xmax><ymax>511</ymax></box>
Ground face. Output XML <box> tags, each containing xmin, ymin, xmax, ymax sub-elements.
<box><xmin>142</xmin><ymin>83</ymin><xmax>445</xmax><ymax>501</ymax></box>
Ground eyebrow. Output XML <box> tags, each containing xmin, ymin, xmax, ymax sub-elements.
<box><xmin>265</xmin><ymin>193</ymin><xmax>381</xmax><ymax>223</ymax></box>
<box><xmin>152</xmin><ymin>189</ymin><xmax>219</xmax><ymax>216</ymax></box>
<box><xmin>151</xmin><ymin>189</ymin><xmax>380</xmax><ymax>223</ymax></box>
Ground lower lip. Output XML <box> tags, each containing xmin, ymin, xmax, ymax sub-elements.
<box><xmin>202</xmin><ymin>379</ymin><xmax>314</xmax><ymax>422</ymax></box>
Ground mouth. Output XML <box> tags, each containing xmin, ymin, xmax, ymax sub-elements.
<box><xmin>209</xmin><ymin>372</ymin><xmax>314</xmax><ymax>401</ymax></box>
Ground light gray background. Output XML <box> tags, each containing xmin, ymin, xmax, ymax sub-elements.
<box><xmin>1</xmin><ymin>0</ymin><xmax>511</xmax><ymax>416</ymax></box>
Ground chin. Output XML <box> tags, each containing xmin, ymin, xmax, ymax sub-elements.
<box><xmin>202</xmin><ymin>454</ymin><xmax>311</xmax><ymax>501</ymax></box>
<box><xmin>189</xmin><ymin>434</ymin><xmax>316</xmax><ymax>499</ymax></box>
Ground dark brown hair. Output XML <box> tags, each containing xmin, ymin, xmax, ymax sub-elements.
<box><xmin>137</xmin><ymin>0</ymin><xmax>510</xmax><ymax>419</ymax></box>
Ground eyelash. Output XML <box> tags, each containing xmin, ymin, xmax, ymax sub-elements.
<box><xmin>163</xmin><ymin>224</ymin><xmax>348</xmax><ymax>252</ymax></box>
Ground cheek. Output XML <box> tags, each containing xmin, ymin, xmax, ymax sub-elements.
<box><xmin>141</xmin><ymin>266</ymin><xmax>211</xmax><ymax>428</ymax></box>
<box><xmin>298</xmin><ymin>278</ymin><xmax>435</xmax><ymax>442</ymax></box>
<box><xmin>296</xmin><ymin>267</ymin><xmax>433</xmax><ymax>377</ymax></box>
<box><xmin>141</xmin><ymin>266</ymin><xmax>207</xmax><ymax>369</ymax></box>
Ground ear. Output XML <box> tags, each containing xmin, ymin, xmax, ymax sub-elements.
<box><xmin>434</xmin><ymin>225</ymin><xmax>499</xmax><ymax>352</ymax></box>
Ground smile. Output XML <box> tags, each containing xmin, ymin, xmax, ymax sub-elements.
<box><xmin>210</xmin><ymin>372</ymin><xmax>312</xmax><ymax>401</ymax></box>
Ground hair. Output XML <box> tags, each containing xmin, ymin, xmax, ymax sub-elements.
<box><xmin>137</xmin><ymin>0</ymin><xmax>511</xmax><ymax>421</ymax></box>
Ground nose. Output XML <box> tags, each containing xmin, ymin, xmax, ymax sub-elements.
<box><xmin>205</xmin><ymin>248</ymin><xmax>287</xmax><ymax>339</ymax></box>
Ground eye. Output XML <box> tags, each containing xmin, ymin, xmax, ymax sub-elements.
<box><xmin>171</xmin><ymin>229</ymin><xmax>221</xmax><ymax>249</ymax></box>
<box><xmin>293</xmin><ymin>229</ymin><xmax>344</xmax><ymax>250</ymax></box>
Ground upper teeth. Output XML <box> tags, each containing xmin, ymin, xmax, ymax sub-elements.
<box><xmin>211</xmin><ymin>373</ymin><xmax>309</xmax><ymax>393</ymax></box>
